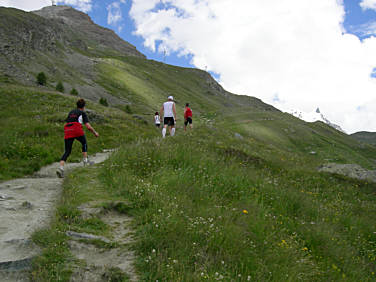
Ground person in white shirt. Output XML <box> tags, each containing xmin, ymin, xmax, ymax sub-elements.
<box><xmin>154</xmin><ymin>112</ymin><xmax>161</xmax><ymax>127</ymax></box>
<box><xmin>160</xmin><ymin>96</ymin><xmax>177</xmax><ymax>138</ymax></box>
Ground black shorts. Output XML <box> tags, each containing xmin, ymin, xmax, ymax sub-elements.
<box><xmin>164</xmin><ymin>117</ymin><xmax>175</xmax><ymax>126</ymax></box>
<box><xmin>155</xmin><ymin>123</ymin><xmax>160</xmax><ymax>127</ymax></box>
<box><xmin>184</xmin><ymin>117</ymin><xmax>192</xmax><ymax>126</ymax></box>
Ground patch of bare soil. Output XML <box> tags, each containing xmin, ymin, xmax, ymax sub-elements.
<box><xmin>68</xmin><ymin>202</ymin><xmax>137</xmax><ymax>282</ymax></box>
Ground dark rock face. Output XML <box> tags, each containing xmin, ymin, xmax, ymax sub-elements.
<box><xmin>0</xmin><ymin>6</ymin><xmax>144</xmax><ymax>86</ymax></box>
<box><xmin>33</xmin><ymin>6</ymin><xmax>145</xmax><ymax>58</ymax></box>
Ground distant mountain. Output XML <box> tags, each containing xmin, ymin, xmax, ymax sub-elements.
<box><xmin>351</xmin><ymin>131</ymin><xmax>376</xmax><ymax>145</ymax></box>
<box><xmin>0</xmin><ymin>5</ymin><xmax>276</xmax><ymax>113</ymax></box>
<box><xmin>289</xmin><ymin>107</ymin><xmax>345</xmax><ymax>133</ymax></box>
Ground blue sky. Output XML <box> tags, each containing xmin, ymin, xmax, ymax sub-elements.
<box><xmin>87</xmin><ymin>0</ymin><xmax>376</xmax><ymax>69</ymax></box>
<box><xmin>2</xmin><ymin>0</ymin><xmax>376</xmax><ymax>133</ymax></box>
<box><xmin>89</xmin><ymin>0</ymin><xmax>194</xmax><ymax>68</ymax></box>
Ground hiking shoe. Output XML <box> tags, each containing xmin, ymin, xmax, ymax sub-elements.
<box><xmin>56</xmin><ymin>167</ymin><xmax>64</xmax><ymax>178</ymax></box>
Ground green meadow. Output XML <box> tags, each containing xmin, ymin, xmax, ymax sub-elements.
<box><xmin>1</xmin><ymin>54</ymin><xmax>375</xmax><ymax>281</ymax></box>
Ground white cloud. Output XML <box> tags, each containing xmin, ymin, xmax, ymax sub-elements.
<box><xmin>360</xmin><ymin>0</ymin><xmax>376</xmax><ymax>11</ymax></box>
<box><xmin>57</xmin><ymin>0</ymin><xmax>92</xmax><ymax>12</ymax></box>
<box><xmin>0</xmin><ymin>0</ymin><xmax>92</xmax><ymax>12</ymax></box>
<box><xmin>130</xmin><ymin>0</ymin><xmax>376</xmax><ymax>133</ymax></box>
<box><xmin>107</xmin><ymin>2</ymin><xmax>122</xmax><ymax>26</ymax></box>
<box><xmin>348</xmin><ymin>21</ymin><xmax>376</xmax><ymax>37</ymax></box>
<box><xmin>0</xmin><ymin>0</ymin><xmax>51</xmax><ymax>11</ymax></box>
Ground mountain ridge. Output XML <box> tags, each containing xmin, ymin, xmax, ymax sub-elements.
<box><xmin>0</xmin><ymin>6</ymin><xmax>278</xmax><ymax>114</ymax></box>
<box><xmin>289</xmin><ymin>107</ymin><xmax>345</xmax><ymax>133</ymax></box>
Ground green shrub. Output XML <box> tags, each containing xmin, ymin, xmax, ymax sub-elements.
<box><xmin>99</xmin><ymin>97</ymin><xmax>109</xmax><ymax>107</ymax></box>
<box><xmin>125</xmin><ymin>105</ymin><xmax>132</xmax><ymax>114</ymax></box>
<box><xmin>70</xmin><ymin>88</ymin><xmax>78</xmax><ymax>96</ymax></box>
<box><xmin>56</xmin><ymin>81</ymin><xmax>65</xmax><ymax>93</ymax></box>
<box><xmin>37</xmin><ymin>72</ymin><xmax>47</xmax><ymax>86</ymax></box>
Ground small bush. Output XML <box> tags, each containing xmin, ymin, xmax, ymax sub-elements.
<box><xmin>70</xmin><ymin>88</ymin><xmax>78</xmax><ymax>96</ymax></box>
<box><xmin>99</xmin><ymin>97</ymin><xmax>109</xmax><ymax>107</ymax></box>
<box><xmin>56</xmin><ymin>81</ymin><xmax>64</xmax><ymax>93</ymax></box>
<box><xmin>37</xmin><ymin>72</ymin><xmax>47</xmax><ymax>86</ymax></box>
<box><xmin>125</xmin><ymin>105</ymin><xmax>132</xmax><ymax>114</ymax></box>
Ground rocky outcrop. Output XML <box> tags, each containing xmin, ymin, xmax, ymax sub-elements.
<box><xmin>33</xmin><ymin>6</ymin><xmax>145</xmax><ymax>58</ymax></box>
<box><xmin>0</xmin><ymin>6</ymin><xmax>144</xmax><ymax>93</ymax></box>
<box><xmin>318</xmin><ymin>163</ymin><xmax>376</xmax><ymax>183</ymax></box>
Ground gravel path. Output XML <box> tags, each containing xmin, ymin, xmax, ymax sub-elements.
<box><xmin>0</xmin><ymin>152</ymin><xmax>111</xmax><ymax>281</ymax></box>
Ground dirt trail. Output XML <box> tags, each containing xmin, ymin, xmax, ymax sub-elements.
<box><xmin>68</xmin><ymin>203</ymin><xmax>138</xmax><ymax>281</ymax></box>
<box><xmin>0</xmin><ymin>152</ymin><xmax>111</xmax><ymax>281</ymax></box>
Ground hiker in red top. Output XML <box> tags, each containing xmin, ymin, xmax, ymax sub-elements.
<box><xmin>56</xmin><ymin>99</ymin><xmax>99</xmax><ymax>178</ymax></box>
<box><xmin>184</xmin><ymin>103</ymin><xmax>193</xmax><ymax>131</ymax></box>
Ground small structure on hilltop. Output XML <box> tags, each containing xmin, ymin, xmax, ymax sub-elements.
<box><xmin>51</xmin><ymin>0</ymin><xmax>56</xmax><ymax>6</ymax></box>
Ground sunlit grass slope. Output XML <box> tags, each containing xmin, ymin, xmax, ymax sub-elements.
<box><xmin>86</xmin><ymin>122</ymin><xmax>375</xmax><ymax>281</ymax></box>
<box><xmin>96</xmin><ymin>56</ymin><xmax>275</xmax><ymax>118</ymax></box>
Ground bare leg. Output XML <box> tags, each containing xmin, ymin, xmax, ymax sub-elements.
<box><xmin>162</xmin><ymin>125</ymin><xmax>167</xmax><ymax>138</ymax></box>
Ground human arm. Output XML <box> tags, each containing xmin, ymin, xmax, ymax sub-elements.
<box><xmin>173</xmin><ymin>103</ymin><xmax>177</xmax><ymax>121</ymax></box>
<box><xmin>85</xmin><ymin>123</ymin><xmax>99</xmax><ymax>137</ymax></box>
<box><xmin>160</xmin><ymin>106</ymin><xmax>164</xmax><ymax>118</ymax></box>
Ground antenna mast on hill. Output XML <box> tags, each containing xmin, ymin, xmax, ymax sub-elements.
<box><xmin>163</xmin><ymin>48</ymin><xmax>167</xmax><ymax>63</ymax></box>
<box><xmin>51</xmin><ymin>0</ymin><xmax>56</xmax><ymax>6</ymax></box>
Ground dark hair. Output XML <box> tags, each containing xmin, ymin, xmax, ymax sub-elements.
<box><xmin>185</xmin><ymin>103</ymin><xmax>190</xmax><ymax>107</ymax></box>
<box><xmin>155</xmin><ymin>112</ymin><xmax>159</xmax><ymax>115</ymax></box>
<box><xmin>77</xmin><ymin>98</ymin><xmax>86</xmax><ymax>109</ymax></box>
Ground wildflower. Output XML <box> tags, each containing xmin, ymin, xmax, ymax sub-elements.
<box><xmin>302</xmin><ymin>247</ymin><xmax>308</xmax><ymax>251</ymax></box>
<box><xmin>243</xmin><ymin>209</ymin><xmax>249</xmax><ymax>214</ymax></box>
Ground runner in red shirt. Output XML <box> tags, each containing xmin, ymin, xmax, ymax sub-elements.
<box><xmin>56</xmin><ymin>99</ymin><xmax>99</xmax><ymax>178</ymax></box>
<box><xmin>184</xmin><ymin>103</ymin><xmax>193</xmax><ymax>131</ymax></box>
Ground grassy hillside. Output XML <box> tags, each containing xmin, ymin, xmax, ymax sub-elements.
<box><xmin>31</xmin><ymin>121</ymin><xmax>376</xmax><ymax>281</ymax></box>
<box><xmin>102</xmin><ymin>128</ymin><xmax>376</xmax><ymax>281</ymax></box>
<box><xmin>96</xmin><ymin>56</ymin><xmax>275</xmax><ymax>116</ymax></box>
<box><xmin>351</xmin><ymin>131</ymin><xmax>376</xmax><ymax>146</ymax></box>
<box><xmin>2</xmin><ymin>53</ymin><xmax>376</xmax><ymax>281</ymax></box>
<box><xmin>0</xmin><ymin>84</ymin><xmax>157</xmax><ymax>180</ymax></box>
<box><xmin>1</xmin><ymin>7</ymin><xmax>376</xmax><ymax>281</ymax></box>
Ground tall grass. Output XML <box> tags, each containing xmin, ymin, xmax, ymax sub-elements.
<box><xmin>0</xmin><ymin>86</ymin><xmax>156</xmax><ymax>180</ymax></box>
<box><xmin>100</xmin><ymin>127</ymin><xmax>376</xmax><ymax>281</ymax></box>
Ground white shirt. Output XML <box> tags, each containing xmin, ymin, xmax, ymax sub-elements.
<box><xmin>163</xmin><ymin>101</ymin><xmax>175</xmax><ymax>118</ymax></box>
<box><xmin>154</xmin><ymin>115</ymin><xmax>160</xmax><ymax>124</ymax></box>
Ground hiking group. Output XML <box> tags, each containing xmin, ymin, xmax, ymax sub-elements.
<box><xmin>156</xmin><ymin>96</ymin><xmax>193</xmax><ymax>138</ymax></box>
<box><xmin>56</xmin><ymin>96</ymin><xmax>191</xmax><ymax>178</ymax></box>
